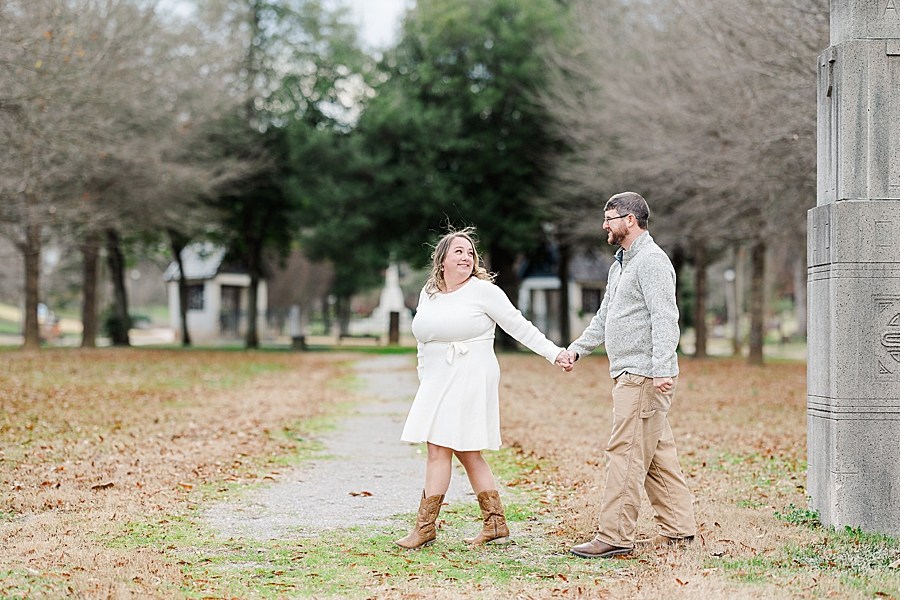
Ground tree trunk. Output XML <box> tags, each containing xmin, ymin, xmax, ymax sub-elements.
<box><xmin>246</xmin><ymin>271</ymin><xmax>260</xmax><ymax>348</ymax></box>
<box><xmin>747</xmin><ymin>237</ymin><xmax>766</xmax><ymax>366</ymax></box>
<box><xmin>731</xmin><ymin>244</ymin><xmax>745</xmax><ymax>357</ymax></box>
<box><xmin>669</xmin><ymin>245</ymin><xmax>686</xmax><ymax>351</ymax></box>
<box><xmin>105</xmin><ymin>228</ymin><xmax>131</xmax><ymax>346</ymax></box>
<box><xmin>245</xmin><ymin>245</ymin><xmax>261</xmax><ymax>348</ymax></box>
<box><xmin>22</xmin><ymin>222</ymin><xmax>42</xmax><ymax>350</ymax></box>
<box><xmin>793</xmin><ymin>253</ymin><xmax>807</xmax><ymax>340</ymax></box>
<box><xmin>489</xmin><ymin>242</ymin><xmax>520</xmax><ymax>351</ymax></box>
<box><xmin>322</xmin><ymin>293</ymin><xmax>332</xmax><ymax>336</ymax></box>
<box><xmin>168</xmin><ymin>231</ymin><xmax>192</xmax><ymax>346</ymax></box>
<box><xmin>693</xmin><ymin>243</ymin><xmax>708</xmax><ymax>358</ymax></box>
<box><xmin>336</xmin><ymin>295</ymin><xmax>351</xmax><ymax>337</ymax></box>
<box><xmin>80</xmin><ymin>229</ymin><xmax>100</xmax><ymax>348</ymax></box>
<box><xmin>558</xmin><ymin>242</ymin><xmax>571</xmax><ymax>345</ymax></box>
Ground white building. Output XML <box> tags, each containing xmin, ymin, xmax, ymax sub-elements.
<box><xmin>517</xmin><ymin>246</ymin><xmax>614</xmax><ymax>346</ymax></box>
<box><xmin>164</xmin><ymin>243</ymin><xmax>268</xmax><ymax>343</ymax></box>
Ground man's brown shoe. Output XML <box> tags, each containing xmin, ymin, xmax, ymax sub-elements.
<box><xmin>637</xmin><ymin>534</ymin><xmax>694</xmax><ymax>547</ymax></box>
<box><xmin>570</xmin><ymin>537</ymin><xmax>632</xmax><ymax>558</ymax></box>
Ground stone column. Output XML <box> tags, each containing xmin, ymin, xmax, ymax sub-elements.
<box><xmin>809</xmin><ymin>0</ymin><xmax>900</xmax><ymax>535</ymax></box>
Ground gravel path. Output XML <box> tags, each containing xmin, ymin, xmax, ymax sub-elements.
<box><xmin>205</xmin><ymin>354</ymin><xmax>472</xmax><ymax>540</ymax></box>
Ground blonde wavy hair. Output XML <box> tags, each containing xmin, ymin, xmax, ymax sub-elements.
<box><xmin>424</xmin><ymin>228</ymin><xmax>495</xmax><ymax>297</ymax></box>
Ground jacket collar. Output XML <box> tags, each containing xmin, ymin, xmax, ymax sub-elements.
<box><xmin>615</xmin><ymin>231</ymin><xmax>653</xmax><ymax>268</ymax></box>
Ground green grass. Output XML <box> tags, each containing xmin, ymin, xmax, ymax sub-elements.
<box><xmin>716</xmin><ymin>526</ymin><xmax>900</xmax><ymax>597</ymax></box>
<box><xmin>95</xmin><ymin>441</ymin><xmax>621</xmax><ymax>598</ymax></box>
<box><xmin>323</xmin><ymin>344</ymin><xmax>418</xmax><ymax>355</ymax></box>
<box><xmin>0</xmin><ymin>320</ymin><xmax>19</xmax><ymax>335</ymax></box>
<box><xmin>0</xmin><ymin>349</ymin><xmax>289</xmax><ymax>394</ymax></box>
<box><xmin>0</xmin><ymin>570</ymin><xmax>71</xmax><ymax>600</ymax></box>
<box><xmin>106</xmin><ymin>500</ymin><xmax>618</xmax><ymax>599</ymax></box>
<box><xmin>774</xmin><ymin>504</ymin><xmax>821</xmax><ymax>529</ymax></box>
<box><xmin>705</xmin><ymin>450</ymin><xmax>806</xmax><ymax>509</ymax></box>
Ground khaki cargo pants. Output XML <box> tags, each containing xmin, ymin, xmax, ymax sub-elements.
<box><xmin>595</xmin><ymin>372</ymin><xmax>696</xmax><ymax>547</ymax></box>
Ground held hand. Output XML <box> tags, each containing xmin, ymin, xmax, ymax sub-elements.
<box><xmin>555</xmin><ymin>350</ymin><xmax>576</xmax><ymax>372</ymax></box>
<box><xmin>653</xmin><ymin>377</ymin><xmax>674</xmax><ymax>393</ymax></box>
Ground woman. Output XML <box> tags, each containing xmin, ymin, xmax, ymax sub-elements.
<box><xmin>396</xmin><ymin>228</ymin><xmax>572</xmax><ymax>550</ymax></box>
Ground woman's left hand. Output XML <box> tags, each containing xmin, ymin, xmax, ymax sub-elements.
<box><xmin>555</xmin><ymin>350</ymin><xmax>575</xmax><ymax>372</ymax></box>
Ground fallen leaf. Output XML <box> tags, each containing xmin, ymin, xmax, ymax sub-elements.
<box><xmin>348</xmin><ymin>491</ymin><xmax>373</xmax><ymax>497</ymax></box>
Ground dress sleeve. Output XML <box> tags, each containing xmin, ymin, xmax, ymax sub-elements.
<box><xmin>414</xmin><ymin>289</ymin><xmax>427</xmax><ymax>381</ymax></box>
<box><xmin>416</xmin><ymin>342</ymin><xmax>425</xmax><ymax>382</ymax></box>
<box><xmin>479</xmin><ymin>282</ymin><xmax>563</xmax><ymax>363</ymax></box>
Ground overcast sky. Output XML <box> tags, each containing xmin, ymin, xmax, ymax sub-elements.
<box><xmin>343</xmin><ymin>0</ymin><xmax>412</xmax><ymax>50</ymax></box>
<box><xmin>157</xmin><ymin>1</ymin><xmax>412</xmax><ymax>51</ymax></box>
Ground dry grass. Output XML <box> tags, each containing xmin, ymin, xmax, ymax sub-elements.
<box><xmin>0</xmin><ymin>348</ymin><xmax>358</xmax><ymax>598</ymax></box>
<box><xmin>499</xmin><ymin>353</ymin><xmax>897</xmax><ymax>599</ymax></box>
<box><xmin>1</xmin><ymin>348</ymin><xmax>897</xmax><ymax>599</ymax></box>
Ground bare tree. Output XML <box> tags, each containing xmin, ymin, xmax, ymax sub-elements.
<box><xmin>1</xmin><ymin>0</ymin><xmax>265</xmax><ymax>348</ymax></box>
<box><xmin>541</xmin><ymin>0</ymin><xmax>826</xmax><ymax>363</ymax></box>
<box><xmin>0</xmin><ymin>0</ymin><xmax>152</xmax><ymax>347</ymax></box>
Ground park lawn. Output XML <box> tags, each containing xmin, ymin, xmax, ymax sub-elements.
<box><xmin>497</xmin><ymin>353</ymin><xmax>900</xmax><ymax>599</ymax></box>
<box><xmin>0</xmin><ymin>348</ymin><xmax>359</xmax><ymax>598</ymax></box>
<box><xmin>1</xmin><ymin>348</ymin><xmax>898</xmax><ymax>599</ymax></box>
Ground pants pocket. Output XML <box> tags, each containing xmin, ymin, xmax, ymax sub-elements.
<box><xmin>649</xmin><ymin>377</ymin><xmax>676</xmax><ymax>414</ymax></box>
<box><xmin>636</xmin><ymin>375</ymin><xmax>676</xmax><ymax>417</ymax></box>
<box><xmin>621</xmin><ymin>374</ymin><xmax>655</xmax><ymax>418</ymax></box>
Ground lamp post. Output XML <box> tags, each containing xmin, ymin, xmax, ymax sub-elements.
<box><xmin>724</xmin><ymin>268</ymin><xmax>740</xmax><ymax>356</ymax></box>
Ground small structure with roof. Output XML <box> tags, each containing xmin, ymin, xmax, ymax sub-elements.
<box><xmin>163</xmin><ymin>243</ymin><xmax>268</xmax><ymax>343</ymax></box>
<box><xmin>517</xmin><ymin>245</ymin><xmax>614</xmax><ymax>346</ymax></box>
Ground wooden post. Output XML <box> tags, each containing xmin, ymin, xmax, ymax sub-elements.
<box><xmin>389</xmin><ymin>311</ymin><xmax>400</xmax><ymax>345</ymax></box>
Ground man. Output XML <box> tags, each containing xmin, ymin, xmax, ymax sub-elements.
<box><xmin>562</xmin><ymin>191</ymin><xmax>696</xmax><ymax>558</ymax></box>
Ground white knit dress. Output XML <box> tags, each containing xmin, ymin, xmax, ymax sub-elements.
<box><xmin>400</xmin><ymin>277</ymin><xmax>563</xmax><ymax>451</ymax></box>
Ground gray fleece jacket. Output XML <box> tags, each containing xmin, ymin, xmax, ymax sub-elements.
<box><xmin>568</xmin><ymin>231</ymin><xmax>680</xmax><ymax>379</ymax></box>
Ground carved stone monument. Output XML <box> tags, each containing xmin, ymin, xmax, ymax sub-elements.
<box><xmin>348</xmin><ymin>263</ymin><xmax>412</xmax><ymax>338</ymax></box>
<box><xmin>809</xmin><ymin>0</ymin><xmax>900</xmax><ymax>535</ymax></box>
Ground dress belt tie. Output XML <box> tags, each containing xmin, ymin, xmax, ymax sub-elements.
<box><xmin>437</xmin><ymin>336</ymin><xmax>494</xmax><ymax>364</ymax></box>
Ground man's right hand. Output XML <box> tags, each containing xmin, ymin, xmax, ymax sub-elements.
<box><xmin>555</xmin><ymin>350</ymin><xmax>577</xmax><ymax>372</ymax></box>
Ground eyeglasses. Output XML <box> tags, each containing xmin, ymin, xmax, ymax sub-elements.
<box><xmin>604</xmin><ymin>214</ymin><xmax>632</xmax><ymax>224</ymax></box>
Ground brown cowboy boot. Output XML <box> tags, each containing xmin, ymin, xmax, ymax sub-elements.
<box><xmin>395</xmin><ymin>491</ymin><xmax>444</xmax><ymax>549</ymax></box>
<box><xmin>463</xmin><ymin>489</ymin><xmax>510</xmax><ymax>545</ymax></box>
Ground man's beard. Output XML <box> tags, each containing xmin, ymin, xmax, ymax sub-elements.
<box><xmin>607</xmin><ymin>226</ymin><xmax>626</xmax><ymax>246</ymax></box>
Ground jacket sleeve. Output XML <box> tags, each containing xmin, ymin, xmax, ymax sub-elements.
<box><xmin>480</xmin><ymin>283</ymin><xmax>563</xmax><ymax>363</ymax></box>
<box><xmin>568</xmin><ymin>263</ymin><xmax>614</xmax><ymax>359</ymax></box>
<box><xmin>640</xmin><ymin>252</ymin><xmax>680</xmax><ymax>377</ymax></box>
